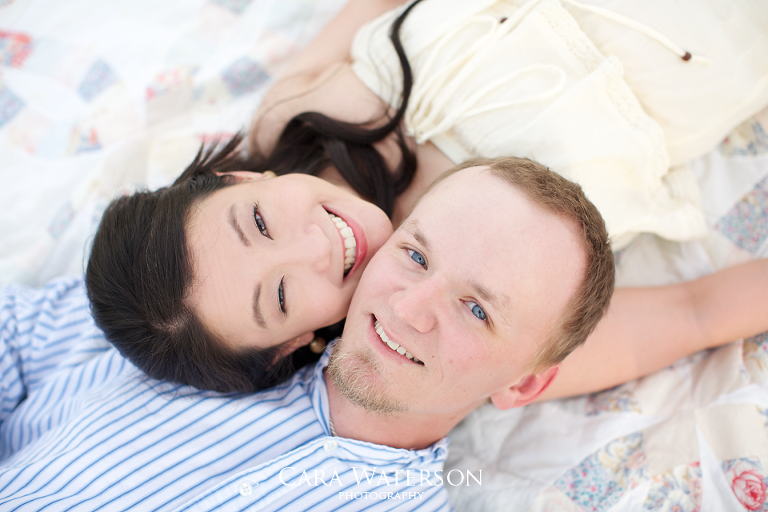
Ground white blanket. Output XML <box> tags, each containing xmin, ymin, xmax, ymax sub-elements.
<box><xmin>1</xmin><ymin>1</ymin><xmax>767</xmax><ymax>510</ymax></box>
<box><xmin>447</xmin><ymin>115</ymin><xmax>768</xmax><ymax>510</ymax></box>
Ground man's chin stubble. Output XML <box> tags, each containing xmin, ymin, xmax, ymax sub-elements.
<box><xmin>326</xmin><ymin>337</ymin><xmax>407</xmax><ymax>415</ymax></box>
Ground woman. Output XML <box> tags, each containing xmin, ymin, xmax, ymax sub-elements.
<box><xmin>86</xmin><ymin>135</ymin><xmax>396</xmax><ymax>393</ymax></box>
<box><xmin>86</xmin><ymin>0</ymin><xmax>768</xmax><ymax>392</ymax></box>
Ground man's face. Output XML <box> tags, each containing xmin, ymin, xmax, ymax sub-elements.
<box><xmin>329</xmin><ymin>166</ymin><xmax>587</xmax><ymax>416</ymax></box>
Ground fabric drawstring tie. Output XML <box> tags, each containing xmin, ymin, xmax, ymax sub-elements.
<box><xmin>406</xmin><ymin>2</ymin><xmax>565</xmax><ymax>144</ymax></box>
<box><xmin>404</xmin><ymin>0</ymin><xmax>709</xmax><ymax>144</ymax></box>
<box><xmin>561</xmin><ymin>0</ymin><xmax>711</xmax><ymax>65</ymax></box>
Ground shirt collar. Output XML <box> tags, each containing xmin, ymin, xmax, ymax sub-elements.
<box><xmin>308</xmin><ymin>339</ymin><xmax>449</xmax><ymax>463</ymax></box>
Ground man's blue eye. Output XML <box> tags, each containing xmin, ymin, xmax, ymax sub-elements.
<box><xmin>407</xmin><ymin>249</ymin><xmax>426</xmax><ymax>268</ymax></box>
<box><xmin>468</xmin><ymin>301</ymin><xmax>487</xmax><ymax>321</ymax></box>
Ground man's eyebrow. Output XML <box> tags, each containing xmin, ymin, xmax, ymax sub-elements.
<box><xmin>401</xmin><ymin>219</ymin><xmax>431</xmax><ymax>252</ymax></box>
<box><xmin>252</xmin><ymin>283</ymin><xmax>267</xmax><ymax>329</ymax></box>
<box><xmin>471</xmin><ymin>281</ymin><xmax>501</xmax><ymax>312</ymax></box>
<box><xmin>229</xmin><ymin>205</ymin><xmax>250</xmax><ymax>247</ymax></box>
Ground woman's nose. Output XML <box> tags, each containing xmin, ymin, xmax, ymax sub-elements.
<box><xmin>287</xmin><ymin>222</ymin><xmax>332</xmax><ymax>274</ymax></box>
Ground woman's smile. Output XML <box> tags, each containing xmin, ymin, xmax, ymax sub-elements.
<box><xmin>187</xmin><ymin>172</ymin><xmax>393</xmax><ymax>352</ymax></box>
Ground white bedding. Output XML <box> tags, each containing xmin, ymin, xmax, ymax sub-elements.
<box><xmin>0</xmin><ymin>0</ymin><xmax>345</xmax><ymax>286</ymax></box>
<box><xmin>1</xmin><ymin>1</ymin><xmax>767</xmax><ymax>510</ymax></box>
<box><xmin>447</xmin><ymin>116</ymin><xmax>768</xmax><ymax>511</ymax></box>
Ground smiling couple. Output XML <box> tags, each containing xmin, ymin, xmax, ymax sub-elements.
<box><xmin>2</xmin><ymin>156</ymin><xmax>767</xmax><ymax>511</ymax></box>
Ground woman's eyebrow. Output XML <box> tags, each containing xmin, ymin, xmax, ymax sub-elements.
<box><xmin>227</xmin><ymin>204</ymin><xmax>265</xmax><ymax>328</ymax></box>
<box><xmin>252</xmin><ymin>283</ymin><xmax>267</xmax><ymax>329</ymax></box>
<box><xmin>229</xmin><ymin>205</ymin><xmax>251</xmax><ymax>247</ymax></box>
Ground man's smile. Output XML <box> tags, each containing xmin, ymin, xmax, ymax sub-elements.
<box><xmin>373</xmin><ymin>318</ymin><xmax>423</xmax><ymax>365</ymax></box>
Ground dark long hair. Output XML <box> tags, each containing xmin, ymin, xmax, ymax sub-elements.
<box><xmin>255</xmin><ymin>0</ymin><xmax>424</xmax><ymax>217</ymax></box>
<box><xmin>87</xmin><ymin>136</ymin><xmax>295</xmax><ymax>392</ymax></box>
<box><xmin>86</xmin><ymin>0</ymin><xmax>423</xmax><ymax>393</ymax></box>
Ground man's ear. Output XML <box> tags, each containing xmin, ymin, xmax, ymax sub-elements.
<box><xmin>489</xmin><ymin>364</ymin><xmax>561</xmax><ymax>410</ymax></box>
<box><xmin>216</xmin><ymin>171</ymin><xmax>268</xmax><ymax>183</ymax></box>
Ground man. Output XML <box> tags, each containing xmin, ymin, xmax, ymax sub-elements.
<box><xmin>323</xmin><ymin>158</ymin><xmax>609</xmax><ymax>447</ymax></box>
<box><xmin>0</xmin><ymin>158</ymin><xmax>765</xmax><ymax>510</ymax></box>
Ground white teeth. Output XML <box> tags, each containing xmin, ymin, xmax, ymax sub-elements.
<box><xmin>328</xmin><ymin>212</ymin><xmax>357</xmax><ymax>272</ymax></box>
<box><xmin>374</xmin><ymin>320</ymin><xmax>421</xmax><ymax>363</ymax></box>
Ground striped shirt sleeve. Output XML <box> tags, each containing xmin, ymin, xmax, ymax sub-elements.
<box><xmin>0</xmin><ymin>276</ymin><xmax>105</xmax><ymax>424</ymax></box>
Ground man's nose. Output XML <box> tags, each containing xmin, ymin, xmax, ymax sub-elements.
<box><xmin>390</xmin><ymin>277</ymin><xmax>441</xmax><ymax>333</ymax></box>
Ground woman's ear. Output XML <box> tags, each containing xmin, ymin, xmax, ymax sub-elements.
<box><xmin>273</xmin><ymin>332</ymin><xmax>316</xmax><ymax>365</ymax></box>
<box><xmin>216</xmin><ymin>171</ymin><xmax>270</xmax><ymax>183</ymax></box>
<box><xmin>489</xmin><ymin>364</ymin><xmax>561</xmax><ymax>410</ymax></box>
<box><xmin>283</xmin><ymin>332</ymin><xmax>316</xmax><ymax>355</ymax></box>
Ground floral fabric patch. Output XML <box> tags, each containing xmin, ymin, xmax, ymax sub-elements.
<box><xmin>722</xmin><ymin>458</ymin><xmax>768</xmax><ymax>511</ymax></box>
<box><xmin>715</xmin><ymin>176</ymin><xmax>768</xmax><ymax>255</ymax></box>
<box><xmin>0</xmin><ymin>85</ymin><xmax>24</xmax><ymax>128</ymax></box>
<box><xmin>221</xmin><ymin>57</ymin><xmax>269</xmax><ymax>96</ymax></box>
<box><xmin>744</xmin><ymin>332</ymin><xmax>768</xmax><ymax>384</ymax></box>
<box><xmin>643</xmin><ymin>462</ymin><xmax>702</xmax><ymax>512</ymax></box>
<box><xmin>720</xmin><ymin>118</ymin><xmax>768</xmax><ymax>157</ymax></box>
<box><xmin>77</xmin><ymin>59</ymin><xmax>118</xmax><ymax>102</ymax></box>
<box><xmin>586</xmin><ymin>383</ymin><xmax>641</xmax><ymax>416</ymax></box>
<box><xmin>554</xmin><ymin>433</ymin><xmax>647</xmax><ymax>511</ymax></box>
<box><xmin>0</xmin><ymin>30</ymin><xmax>34</xmax><ymax>67</ymax></box>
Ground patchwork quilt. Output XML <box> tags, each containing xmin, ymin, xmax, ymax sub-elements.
<box><xmin>1</xmin><ymin>1</ymin><xmax>767</xmax><ymax>510</ymax></box>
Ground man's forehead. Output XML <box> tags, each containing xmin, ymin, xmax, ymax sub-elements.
<box><xmin>408</xmin><ymin>168</ymin><xmax>498</xmax><ymax>229</ymax></box>
<box><xmin>398</xmin><ymin>164</ymin><xmax>585</xmax><ymax>345</ymax></box>
<box><xmin>421</xmin><ymin>165</ymin><xmax>489</xmax><ymax>202</ymax></box>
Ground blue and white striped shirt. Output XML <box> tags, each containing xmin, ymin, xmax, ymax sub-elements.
<box><xmin>0</xmin><ymin>277</ymin><xmax>452</xmax><ymax>511</ymax></box>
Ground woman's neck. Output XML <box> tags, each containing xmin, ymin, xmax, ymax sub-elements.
<box><xmin>390</xmin><ymin>141</ymin><xmax>455</xmax><ymax>227</ymax></box>
<box><xmin>317</xmin><ymin>166</ymin><xmax>362</xmax><ymax>197</ymax></box>
<box><xmin>318</xmin><ymin>139</ymin><xmax>455</xmax><ymax>227</ymax></box>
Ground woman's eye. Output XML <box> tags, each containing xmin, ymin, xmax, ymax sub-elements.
<box><xmin>407</xmin><ymin>249</ymin><xmax>427</xmax><ymax>269</ymax></box>
<box><xmin>253</xmin><ymin>204</ymin><xmax>270</xmax><ymax>239</ymax></box>
<box><xmin>466</xmin><ymin>301</ymin><xmax>487</xmax><ymax>321</ymax></box>
<box><xmin>278</xmin><ymin>278</ymin><xmax>286</xmax><ymax>315</ymax></box>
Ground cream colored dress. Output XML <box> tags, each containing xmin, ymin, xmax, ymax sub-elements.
<box><xmin>350</xmin><ymin>0</ymin><xmax>768</xmax><ymax>249</ymax></box>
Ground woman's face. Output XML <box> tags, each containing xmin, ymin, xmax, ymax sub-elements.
<box><xmin>187</xmin><ymin>172</ymin><xmax>393</xmax><ymax>353</ymax></box>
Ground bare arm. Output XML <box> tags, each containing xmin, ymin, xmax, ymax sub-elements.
<box><xmin>278</xmin><ymin>0</ymin><xmax>408</xmax><ymax>80</ymax></box>
<box><xmin>541</xmin><ymin>258</ymin><xmax>768</xmax><ymax>400</ymax></box>
<box><xmin>249</xmin><ymin>0</ymin><xmax>409</xmax><ymax>154</ymax></box>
